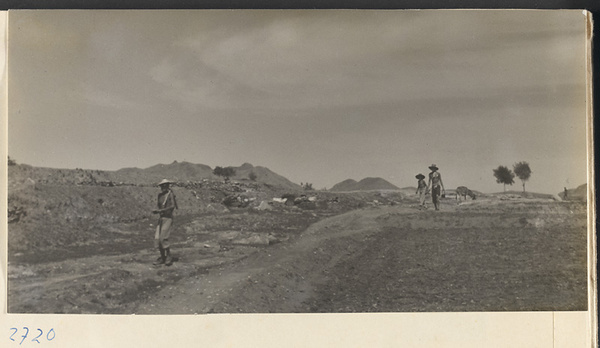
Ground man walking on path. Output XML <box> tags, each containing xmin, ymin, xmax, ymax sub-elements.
<box><xmin>152</xmin><ymin>179</ymin><xmax>178</xmax><ymax>266</ymax></box>
<box><xmin>427</xmin><ymin>164</ymin><xmax>445</xmax><ymax>211</ymax></box>
<box><xmin>415</xmin><ymin>173</ymin><xmax>428</xmax><ymax>209</ymax></box>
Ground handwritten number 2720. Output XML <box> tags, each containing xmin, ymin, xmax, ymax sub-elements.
<box><xmin>9</xmin><ymin>328</ymin><xmax>55</xmax><ymax>344</ymax></box>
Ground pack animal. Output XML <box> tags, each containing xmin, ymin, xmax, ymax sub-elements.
<box><xmin>456</xmin><ymin>186</ymin><xmax>476</xmax><ymax>202</ymax></box>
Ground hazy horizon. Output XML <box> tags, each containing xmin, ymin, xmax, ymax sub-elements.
<box><xmin>7</xmin><ymin>10</ymin><xmax>590</xmax><ymax>194</ymax></box>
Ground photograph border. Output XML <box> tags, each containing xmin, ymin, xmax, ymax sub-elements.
<box><xmin>1</xmin><ymin>2</ymin><xmax>597</xmax><ymax>347</ymax></box>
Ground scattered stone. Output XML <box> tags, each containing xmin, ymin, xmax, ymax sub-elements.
<box><xmin>257</xmin><ymin>201</ymin><xmax>273</xmax><ymax>211</ymax></box>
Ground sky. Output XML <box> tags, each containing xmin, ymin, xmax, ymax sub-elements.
<box><xmin>7</xmin><ymin>10</ymin><xmax>590</xmax><ymax>193</ymax></box>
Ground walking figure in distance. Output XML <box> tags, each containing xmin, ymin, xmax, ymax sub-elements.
<box><xmin>427</xmin><ymin>164</ymin><xmax>446</xmax><ymax>211</ymax></box>
<box><xmin>152</xmin><ymin>179</ymin><xmax>178</xmax><ymax>266</ymax></box>
<box><xmin>415</xmin><ymin>173</ymin><xmax>428</xmax><ymax>209</ymax></box>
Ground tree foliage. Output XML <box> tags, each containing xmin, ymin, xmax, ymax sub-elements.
<box><xmin>303</xmin><ymin>182</ymin><xmax>313</xmax><ymax>191</ymax></box>
<box><xmin>213</xmin><ymin>166</ymin><xmax>236</xmax><ymax>179</ymax></box>
<box><xmin>248</xmin><ymin>171</ymin><xmax>257</xmax><ymax>181</ymax></box>
<box><xmin>7</xmin><ymin>156</ymin><xmax>16</xmax><ymax>166</ymax></box>
<box><xmin>493</xmin><ymin>165</ymin><xmax>515</xmax><ymax>192</ymax></box>
<box><xmin>513</xmin><ymin>161</ymin><xmax>532</xmax><ymax>192</ymax></box>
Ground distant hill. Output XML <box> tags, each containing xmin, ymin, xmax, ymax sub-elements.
<box><xmin>230</xmin><ymin>163</ymin><xmax>302</xmax><ymax>190</ymax></box>
<box><xmin>8</xmin><ymin>161</ymin><xmax>302</xmax><ymax>190</ymax></box>
<box><xmin>113</xmin><ymin>161</ymin><xmax>216</xmax><ymax>184</ymax></box>
<box><xmin>329</xmin><ymin>179</ymin><xmax>359</xmax><ymax>192</ymax></box>
<box><xmin>330</xmin><ymin>177</ymin><xmax>399</xmax><ymax>192</ymax></box>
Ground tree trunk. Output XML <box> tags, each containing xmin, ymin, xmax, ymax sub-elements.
<box><xmin>522</xmin><ymin>182</ymin><xmax>526</xmax><ymax>192</ymax></box>
<box><xmin>503</xmin><ymin>184</ymin><xmax>506</xmax><ymax>192</ymax></box>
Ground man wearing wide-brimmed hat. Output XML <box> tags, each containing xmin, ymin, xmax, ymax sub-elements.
<box><xmin>415</xmin><ymin>173</ymin><xmax>428</xmax><ymax>209</ymax></box>
<box><xmin>427</xmin><ymin>164</ymin><xmax>445</xmax><ymax>211</ymax></box>
<box><xmin>152</xmin><ymin>179</ymin><xmax>178</xmax><ymax>266</ymax></box>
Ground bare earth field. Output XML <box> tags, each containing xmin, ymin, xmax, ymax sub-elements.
<box><xmin>7</xmin><ymin>194</ymin><xmax>587</xmax><ymax>314</ymax></box>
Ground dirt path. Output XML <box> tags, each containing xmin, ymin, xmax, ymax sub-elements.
<box><xmin>135</xmin><ymin>206</ymin><xmax>399</xmax><ymax>314</ymax></box>
<box><xmin>7</xmin><ymin>242</ymin><xmax>254</xmax><ymax>313</ymax></box>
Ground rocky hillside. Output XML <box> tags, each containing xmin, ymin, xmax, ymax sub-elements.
<box><xmin>7</xmin><ymin>162</ymin><xmax>390</xmax><ymax>255</ymax></box>
<box><xmin>330</xmin><ymin>177</ymin><xmax>399</xmax><ymax>192</ymax></box>
<box><xmin>7</xmin><ymin>161</ymin><xmax>301</xmax><ymax>190</ymax></box>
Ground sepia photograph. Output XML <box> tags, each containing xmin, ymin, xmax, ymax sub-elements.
<box><xmin>4</xmin><ymin>8</ymin><xmax>592</xmax><ymax>322</ymax></box>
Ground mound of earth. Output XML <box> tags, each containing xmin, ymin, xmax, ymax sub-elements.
<box><xmin>559</xmin><ymin>183</ymin><xmax>587</xmax><ymax>202</ymax></box>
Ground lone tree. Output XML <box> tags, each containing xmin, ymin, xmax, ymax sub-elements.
<box><xmin>213</xmin><ymin>166</ymin><xmax>236</xmax><ymax>180</ymax></box>
<box><xmin>493</xmin><ymin>165</ymin><xmax>515</xmax><ymax>192</ymax></box>
<box><xmin>513</xmin><ymin>161</ymin><xmax>532</xmax><ymax>192</ymax></box>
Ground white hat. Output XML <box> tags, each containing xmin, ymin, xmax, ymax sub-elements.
<box><xmin>158</xmin><ymin>179</ymin><xmax>173</xmax><ymax>186</ymax></box>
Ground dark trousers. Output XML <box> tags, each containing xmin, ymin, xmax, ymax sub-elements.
<box><xmin>432</xmin><ymin>185</ymin><xmax>441</xmax><ymax>206</ymax></box>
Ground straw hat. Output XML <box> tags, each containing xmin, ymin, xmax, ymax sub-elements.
<box><xmin>428</xmin><ymin>164</ymin><xmax>439</xmax><ymax>171</ymax></box>
<box><xmin>158</xmin><ymin>179</ymin><xmax>173</xmax><ymax>186</ymax></box>
<box><xmin>415</xmin><ymin>174</ymin><xmax>425</xmax><ymax>179</ymax></box>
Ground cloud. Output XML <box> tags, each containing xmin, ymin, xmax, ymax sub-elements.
<box><xmin>139</xmin><ymin>10</ymin><xmax>584</xmax><ymax>117</ymax></box>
